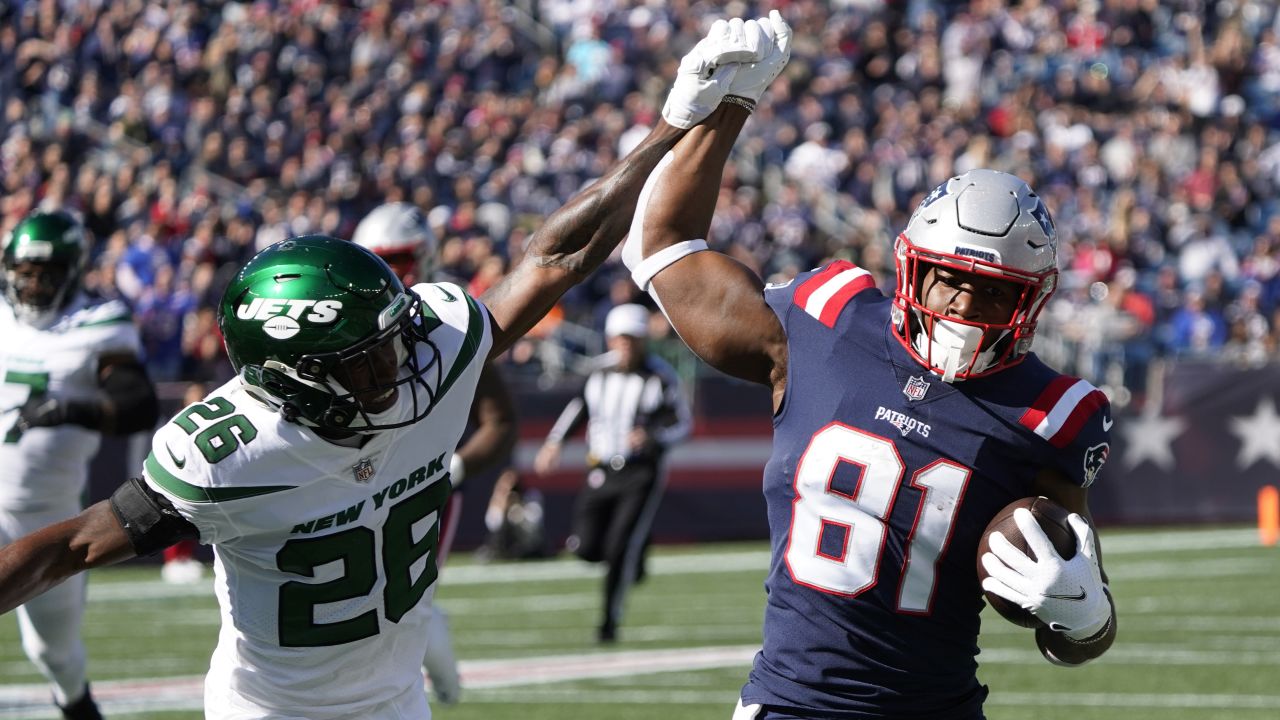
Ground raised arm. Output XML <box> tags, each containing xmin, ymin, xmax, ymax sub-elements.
<box><xmin>626</xmin><ymin>13</ymin><xmax>792</xmax><ymax>410</ymax></box>
<box><xmin>634</xmin><ymin>114</ymin><xmax>787</xmax><ymax>397</ymax></box>
<box><xmin>481</xmin><ymin>120</ymin><xmax>685</xmax><ymax>357</ymax></box>
<box><xmin>481</xmin><ymin>16</ymin><xmax>774</xmax><ymax>358</ymax></box>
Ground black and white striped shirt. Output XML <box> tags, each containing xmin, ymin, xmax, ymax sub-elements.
<box><xmin>545</xmin><ymin>354</ymin><xmax>692</xmax><ymax>466</ymax></box>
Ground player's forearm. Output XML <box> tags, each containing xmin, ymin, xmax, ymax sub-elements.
<box><xmin>481</xmin><ymin>121</ymin><xmax>688</xmax><ymax>355</ymax></box>
<box><xmin>0</xmin><ymin>501</ymin><xmax>134</xmax><ymax>613</ymax></box>
<box><xmin>522</xmin><ymin>120</ymin><xmax>686</xmax><ymax>279</ymax></box>
<box><xmin>638</xmin><ymin>104</ymin><xmax>751</xmax><ymax>254</ymax></box>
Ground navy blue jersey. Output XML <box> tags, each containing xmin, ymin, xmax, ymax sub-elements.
<box><xmin>741</xmin><ymin>262</ymin><xmax>1111</xmax><ymax>719</ymax></box>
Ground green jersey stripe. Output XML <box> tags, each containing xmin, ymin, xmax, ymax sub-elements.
<box><xmin>144</xmin><ymin>453</ymin><xmax>295</xmax><ymax>503</ymax></box>
<box><xmin>74</xmin><ymin>313</ymin><xmax>132</xmax><ymax>328</ymax></box>
<box><xmin>437</xmin><ymin>294</ymin><xmax>486</xmax><ymax>400</ymax></box>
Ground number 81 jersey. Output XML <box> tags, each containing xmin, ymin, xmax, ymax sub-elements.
<box><xmin>743</xmin><ymin>263</ymin><xmax>1110</xmax><ymax>718</ymax></box>
<box><xmin>142</xmin><ymin>283</ymin><xmax>492</xmax><ymax>720</ymax></box>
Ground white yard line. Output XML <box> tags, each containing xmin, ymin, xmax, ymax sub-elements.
<box><xmin>5</xmin><ymin>643</ymin><xmax>1280</xmax><ymax>716</ymax></box>
<box><xmin>82</xmin><ymin>527</ymin><xmax>1265</xmax><ymax>603</ymax></box>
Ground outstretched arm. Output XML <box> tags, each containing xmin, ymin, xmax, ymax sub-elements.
<box><xmin>637</xmin><ymin>114</ymin><xmax>788</xmax><ymax>402</ymax></box>
<box><xmin>0</xmin><ymin>500</ymin><xmax>136</xmax><ymax>614</ymax></box>
<box><xmin>481</xmin><ymin>120</ymin><xmax>686</xmax><ymax>357</ymax></box>
<box><xmin>625</xmin><ymin>12</ymin><xmax>792</xmax><ymax>411</ymax></box>
<box><xmin>482</xmin><ymin>16</ymin><xmax>772</xmax><ymax>358</ymax></box>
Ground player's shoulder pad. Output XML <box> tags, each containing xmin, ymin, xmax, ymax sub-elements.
<box><xmin>412</xmin><ymin>281</ymin><xmax>493</xmax><ymax>381</ymax></box>
<box><xmin>765</xmin><ymin>260</ymin><xmax>879</xmax><ymax>329</ymax></box>
<box><xmin>1018</xmin><ymin>373</ymin><xmax>1113</xmax><ymax>488</ymax></box>
<box><xmin>60</xmin><ymin>296</ymin><xmax>141</xmax><ymax>352</ymax></box>
<box><xmin>142</xmin><ymin>394</ymin><xmax>297</xmax><ymax>506</ymax></box>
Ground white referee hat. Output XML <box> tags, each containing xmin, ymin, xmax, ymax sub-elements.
<box><xmin>605</xmin><ymin>304</ymin><xmax>650</xmax><ymax>339</ymax></box>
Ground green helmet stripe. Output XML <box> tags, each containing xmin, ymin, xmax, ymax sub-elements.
<box><xmin>145</xmin><ymin>453</ymin><xmax>295</xmax><ymax>503</ymax></box>
<box><xmin>436</xmin><ymin>294</ymin><xmax>487</xmax><ymax>402</ymax></box>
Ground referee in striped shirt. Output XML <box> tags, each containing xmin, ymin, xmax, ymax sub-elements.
<box><xmin>534</xmin><ymin>304</ymin><xmax>692</xmax><ymax>643</ymax></box>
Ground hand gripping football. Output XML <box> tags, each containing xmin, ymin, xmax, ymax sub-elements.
<box><xmin>976</xmin><ymin>496</ymin><xmax>1076</xmax><ymax>628</ymax></box>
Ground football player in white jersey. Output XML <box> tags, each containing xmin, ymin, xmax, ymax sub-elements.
<box><xmin>0</xmin><ymin>17</ymin><xmax>784</xmax><ymax>717</ymax></box>
<box><xmin>353</xmin><ymin>201</ymin><xmax>518</xmax><ymax>705</ymax></box>
<box><xmin>0</xmin><ymin>210</ymin><xmax>159</xmax><ymax>720</ymax></box>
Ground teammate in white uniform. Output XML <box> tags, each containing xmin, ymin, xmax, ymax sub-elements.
<box><xmin>0</xmin><ymin>210</ymin><xmax>159</xmax><ymax>720</ymax></box>
<box><xmin>354</xmin><ymin>202</ymin><xmax>518</xmax><ymax>705</ymax></box>
<box><xmin>0</xmin><ymin>18</ymin><xmax>775</xmax><ymax>715</ymax></box>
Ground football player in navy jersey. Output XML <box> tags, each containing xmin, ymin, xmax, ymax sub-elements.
<box><xmin>622</xmin><ymin>161</ymin><xmax>1116</xmax><ymax>719</ymax></box>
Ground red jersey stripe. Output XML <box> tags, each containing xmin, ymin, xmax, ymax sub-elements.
<box><xmin>1019</xmin><ymin>375</ymin><xmax>1079</xmax><ymax>433</ymax></box>
<box><xmin>1048</xmin><ymin>388</ymin><xmax>1108</xmax><ymax>449</ymax></box>
<box><xmin>817</xmin><ymin>272</ymin><xmax>877</xmax><ymax>327</ymax></box>
<box><xmin>794</xmin><ymin>261</ymin><xmax>855</xmax><ymax>310</ymax></box>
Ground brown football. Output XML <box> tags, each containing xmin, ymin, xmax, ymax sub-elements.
<box><xmin>976</xmin><ymin>496</ymin><xmax>1076</xmax><ymax>628</ymax></box>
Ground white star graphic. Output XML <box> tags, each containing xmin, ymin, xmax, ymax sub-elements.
<box><xmin>1229</xmin><ymin>396</ymin><xmax>1280</xmax><ymax>470</ymax></box>
<box><xmin>1120</xmin><ymin>410</ymin><xmax>1187</xmax><ymax>471</ymax></box>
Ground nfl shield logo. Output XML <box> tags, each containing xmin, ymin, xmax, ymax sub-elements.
<box><xmin>903</xmin><ymin>375</ymin><xmax>929</xmax><ymax>402</ymax></box>
<box><xmin>352</xmin><ymin>458</ymin><xmax>375</xmax><ymax>483</ymax></box>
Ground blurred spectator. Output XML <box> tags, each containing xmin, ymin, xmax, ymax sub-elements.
<box><xmin>0</xmin><ymin>0</ymin><xmax>1279</xmax><ymax>406</ymax></box>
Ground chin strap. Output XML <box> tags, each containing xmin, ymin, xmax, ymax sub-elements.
<box><xmin>913</xmin><ymin>317</ymin><xmax>1000</xmax><ymax>383</ymax></box>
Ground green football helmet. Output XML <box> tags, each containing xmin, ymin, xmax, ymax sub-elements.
<box><xmin>218</xmin><ymin>235</ymin><xmax>444</xmax><ymax>432</ymax></box>
<box><xmin>2</xmin><ymin>210</ymin><xmax>88</xmax><ymax>324</ymax></box>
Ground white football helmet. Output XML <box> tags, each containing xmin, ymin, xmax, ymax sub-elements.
<box><xmin>891</xmin><ymin>169</ymin><xmax>1058</xmax><ymax>382</ymax></box>
<box><xmin>352</xmin><ymin>202</ymin><xmax>437</xmax><ymax>286</ymax></box>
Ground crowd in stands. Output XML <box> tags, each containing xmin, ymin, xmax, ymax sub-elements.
<box><xmin>3</xmin><ymin>0</ymin><xmax>1280</xmax><ymax>408</ymax></box>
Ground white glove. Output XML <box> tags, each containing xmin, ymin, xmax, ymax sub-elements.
<box><xmin>726</xmin><ymin>10</ymin><xmax>792</xmax><ymax>103</ymax></box>
<box><xmin>980</xmin><ymin>509</ymin><xmax>1111</xmax><ymax>640</ymax></box>
<box><xmin>662</xmin><ymin>18</ymin><xmax>766</xmax><ymax>129</ymax></box>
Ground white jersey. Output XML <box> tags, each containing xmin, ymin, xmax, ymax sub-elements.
<box><xmin>0</xmin><ymin>294</ymin><xmax>142</xmax><ymax>511</ymax></box>
<box><xmin>142</xmin><ymin>283</ymin><xmax>491</xmax><ymax>720</ymax></box>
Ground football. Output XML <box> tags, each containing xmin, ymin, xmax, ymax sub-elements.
<box><xmin>976</xmin><ymin>496</ymin><xmax>1076</xmax><ymax>628</ymax></box>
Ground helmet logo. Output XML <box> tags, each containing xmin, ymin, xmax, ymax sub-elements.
<box><xmin>236</xmin><ymin>298</ymin><xmax>343</xmax><ymax>323</ymax></box>
<box><xmin>14</xmin><ymin>238</ymin><xmax>54</xmax><ymax>261</ymax></box>
<box><xmin>236</xmin><ymin>298</ymin><xmax>343</xmax><ymax>339</ymax></box>
<box><xmin>954</xmin><ymin>245</ymin><xmax>1001</xmax><ymax>264</ymax></box>
<box><xmin>263</xmin><ymin>315</ymin><xmax>301</xmax><ymax>339</ymax></box>
<box><xmin>1029</xmin><ymin>200</ymin><xmax>1054</xmax><ymax>245</ymax></box>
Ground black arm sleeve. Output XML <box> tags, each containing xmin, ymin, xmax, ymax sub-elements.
<box><xmin>109</xmin><ymin>478</ymin><xmax>200</xmax><ymax>556</ymax></box>
<box><xmin>99</xmin><ymin>360</ymin><xmax>160</xmax><ymax>433</ymax></box>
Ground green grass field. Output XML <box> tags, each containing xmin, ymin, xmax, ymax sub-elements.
<box><xmin>3</xmin><ymin>526</ymin><xmax>1278</xmax><ymax>719</ymax></box>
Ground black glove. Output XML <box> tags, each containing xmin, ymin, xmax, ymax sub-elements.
<box><xmin>17</xmin><ymin>395</ymin><xmax>102</xmax><ymax>431</ymax></box>
<box><xmin>17</xmin><ymin>395</ymin><xmax>70</xmax><ymax>430</ymax></box>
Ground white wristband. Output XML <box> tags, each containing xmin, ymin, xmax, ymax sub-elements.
<box><xmin>631</xmin><ymin>239</ymin><xmax>709</xmax><ymax>291</ymax></box>
<box><xmin>449</xmin><ymin>454</ymin><xmax>465</xmax><ymax>487</ymax></box>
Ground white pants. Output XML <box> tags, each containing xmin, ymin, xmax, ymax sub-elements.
<box><xmin>0</xmin><ymin>503</ymin><xmax>89</xmax><ymax>706</ymax></box>
<box><xmin>733</xmin><ymin>698</ymin><xmax>763</xmax><ymax>720</ymax></box>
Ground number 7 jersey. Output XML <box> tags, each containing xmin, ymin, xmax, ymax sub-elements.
<box><xmin>141</xmin><ymin>282</ymin><xmax>491</xmax><ymax>720</ymax></box>
<box><xmin>742</xmin><ymin>262</ymin><xmax>1110</xmax><ymax>718</ymax></box>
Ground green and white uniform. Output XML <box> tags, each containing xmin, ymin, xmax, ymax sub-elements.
<box><xmin>143</xmin><ymin>283</ymin><xmax>490</xmax><ymax>720</ymax></box>
<box><xmin>0</xmin><ymin>293</ymin><xmax>141</xmax><ymax>704</ymax></box>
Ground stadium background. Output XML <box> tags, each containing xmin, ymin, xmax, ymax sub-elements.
<box><xmin>3</xmin><ymin>0</ymin><xmax>1274</xmax><ymax>546</ymax></box>
<box><xmin>5</xmin><ymin>1</ymin><xmax>1280</xmax><ymax>718</ymax></box>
